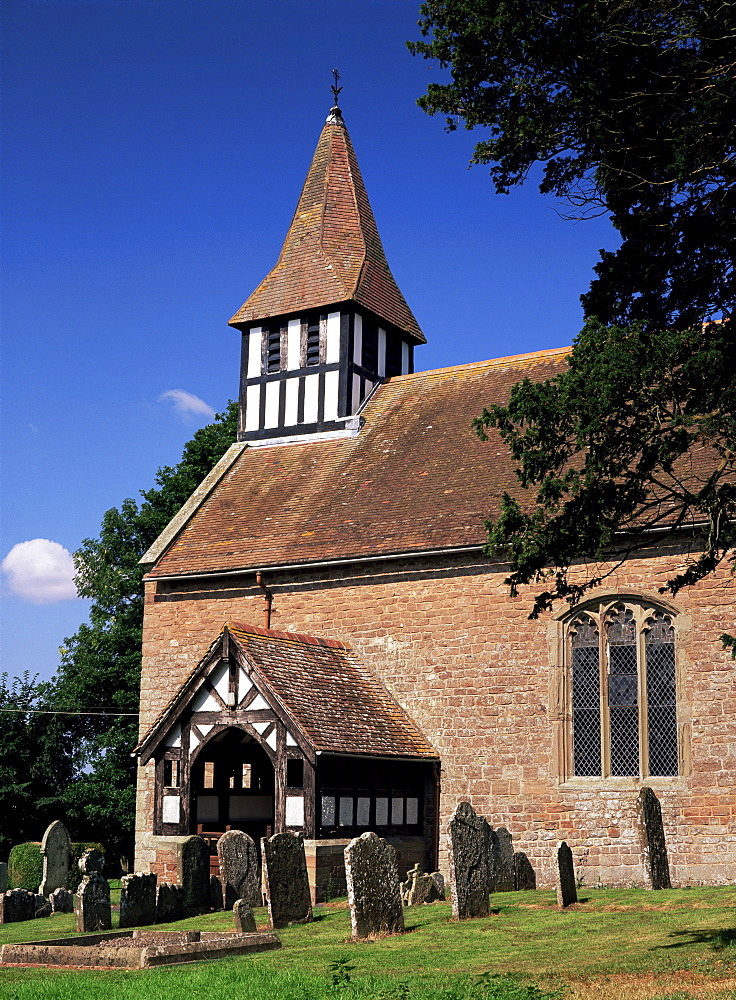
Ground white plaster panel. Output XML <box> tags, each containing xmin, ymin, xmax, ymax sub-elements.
<box><xmin>378</xmin><ymin>327</ymin><xmax>386</xmax><ymax>377</ymax></box>
<box><xmin>252</xmin><ymin>721</ymin><xmax>269</xmax><ymax>735</ymax></box>
<box><xmin>163</xmin><ymin>724</ymin><xmax>181</xmax><ymax>748</ymax></box>
<box><xmin>192</xmin><ymin>687</ymin><xmax>220</xmax><ymax>712</ymax></box>
<box><xmin>402</xmin><ymin>340</ymin><xmax>410</xmax><ymax>374</ymax></box>
<box><xmin>245</xmin><ymin>384</ymin><xmax>260</xmax><ymax>432</ymax></box>
<box><xmin>352</xmin><ymin>373</ymin><xmax>361</xmax><ymax>412</ymax></box>
<box><xmin>406</xmin><ymin>797</ymin><xmax>419</xmax><ymax>825</ymax></box>
<box><xmin>353</xmin><ymin>313</ymin><xmax>362</xmax><ymax>364</ymax></box>
<box><xmin>357</xmin><ymin>797</ymin><xmax>370</xmax><ymax>826</ymax></box>
<box><xmin>238</xmin><ymin>668</ymin><xmax>253</xmax><ymax>703</ymax></box>
<box><xmin>286</xmin><ymin>731</ymin><xmax>297</xmax><ymax>747</ymax></box>
<box><xmin>264</xmin><ymin>380</ymin><xmax>280</xmax><ymax>428</ymax></box>
<box><xmin>189</xmin><ymin>729</ymin><xmax>200</xmax><ymax>752</ymax></box>
<box><xmin>303</xmin><ymin>374</ymin><xmax>319</xmax><ymax>423</ymax></box>
<box><xmin>162</xmin><ymin>795</ymin><xmax>180</xmax><ymax>825</ymax></box>
<box><xmin>247</xmin><ymin>327</ymin><xmax>262</xmax><ymax>377</ymax></box>
<box><xmin>284</xmin><ymin>377</ymin><xmax>299</xmax><ymax>426</ymax></box>
<box><xmin>323</xmin><ymin>370</ymin><xmax>339</xmax><ymax>421</ymax></box>
<box><xmin>211</xmin><ymin>662</ymin><xmax>229</xmax><ymax>702</ymax></box>
<box><xmin>321</xmin><ymin>796</ymin><xmax>335</xmax><ymax>825</ymax></box>
<box><xmin>391</xmin><ymin>797</ymin><xmax>404</xmax><ymax>824</ymax></box>
<box><xmin>265</xmin><ymin>728</ymin><xmax>277</xmax><ymax>751</ymax></box>
<box><xmin>249</xmin><ymin>693</ymin><xmax>269</xmax><ymax>712</ymax></box>
<box><xmin>196</xmin><ymin>723</ymin><xmax>213</xmax><ymax>737</ymax></box>
<box><xmin>326</xmin><ymin>311</ymin><xmax>340</xmax><ymax>363</ymax></box>
<box><xmin>339</xmin><ymin>797</ymin><xmax>354</xmax><ymax>826</ymax></box>
<box><xmin>286</xmin><ymin>796</ymin><xmax>305</xmax><ymax>827</ymax></box>
<box><xmin>287</xmin><ymin>318</ymin><xmax>301</xmax><ymax>370</ymax></box>
<box><xmin>375</xmin><ymin>797</ymin><xmax>388</xmax><ymax>826</ymax></box>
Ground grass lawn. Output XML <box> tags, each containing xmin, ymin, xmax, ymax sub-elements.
<box><xmin>1</xmin><ymin>887</ymin><xmax>736</xmax><ymax>1000</ymax></box>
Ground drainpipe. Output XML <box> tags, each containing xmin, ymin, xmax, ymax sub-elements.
<box><xmin>255</xmin><ymin>570</ymin><xmax>273</xmax><ymax>629</ymax></box>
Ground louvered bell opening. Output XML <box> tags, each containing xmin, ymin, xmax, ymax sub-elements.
<box><xmin>266</xmin><ymin>328</ymin><xmax>281</xmax><ymax>373</ymax></box>
<box><xmin>306</xmin><ymin>320</ymin><xmax>320</xmax><ymax>366</ymax></box>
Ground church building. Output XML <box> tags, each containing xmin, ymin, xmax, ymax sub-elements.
<box><xmin>134</xmin><ymin>102</ymin><xmax>735</xmax><ymax>894</ymax></box>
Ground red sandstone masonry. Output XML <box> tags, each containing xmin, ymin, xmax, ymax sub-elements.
<box><xmin>136</xmin><ymin>543</ymin><xmax>735</xmax><ymax>887</ymax></box>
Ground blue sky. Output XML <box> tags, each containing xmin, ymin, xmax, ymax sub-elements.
<box><xmin>1</xmin><ymin>0</ymin><xmax>618</xmax><ymax>683</ymax></box>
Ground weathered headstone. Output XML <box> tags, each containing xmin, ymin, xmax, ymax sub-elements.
<box><xmin>556</xmin><ymin>841</ymin><xmax>578</xmax><ymax>909</ymax></box>
<box><xmin>49</xmin><ymin>887</ymin><xmax>74</xmax><ymax>913</ymax></box>
<box><xmin>492</xmin><ymin>826</ymin><xmax>515</xmax><ymax>892</ymax></box>
<box><xmin>637</xmin><ymin>786</ymin><xmax>672</xmax><ymax>889</ymax></box>
<box><xmin>402</xmin><ymin>863</ymin><xmax>440</xmax><ymax>906</ymax></box>
<box><xmin>177</xmin><ymin>835</ymin><xmax>211</xmax><ymax>918</ymax></box>
<box><xmin>345</xmin><ymin>832</ymin><xmax>404</xmax><ymax>939</ymax></box>
<box><xmin>119</xmin><ymin>872</ymin><xmax>157</xmax><ymax>927</ymax></box>
<box><xmin>262</xmin><ymin>831</ymin><xmax>313</xmax><ymax>929</ymax></box>
<box><xmin>233</xmin><ymin>898</ymin><xmax>257</xmax><ymax>932</ymax></box>
<box><xmin>210</xmin><ymin>874</ymin><xmax>224</xmax><ymax>911</ymax></box>
<box><xmin>430</xmin><ymin>870</ymin><xmax>446</xmax><ymax>901</ymax></box>
<box><xmin>448</xmin><ymin>801</ymin><xmax>490</xmax><ymax>919</ymax></box>
<box><xmin>155</xmin><ymin>882</ymin><xmax>183</xmax><ymax>923</ymax></box>
<box><xmin>75</xmin><ymin>850</ymin><xmax>111</xmax><ymax>932</ymax></box>
<box><xmin>217</xmin><ymin>829</ymin><xmax>261</xmax><ymax>907</ymax></box>
<box><xmin>484</xmin><ymin>822</ymin><xmax>497</xmax><ymax>893</ymax></box>
<box><xmin>39</xmin><ymin>820</ymin><xmax>72</xmax><ymax>896</ymax></box>
<box><xmin>514</xmin><ymin>852</ymin><xmax>536</xmax><ymax>890</ymax></box>
<box><xmin>34</xmin><ymin>893</ymin><xmax>52</xmax><ymax>918</ymax></box>
<box><xmin>0</xmin><ymin>863</ymin><xmax>7</xmax><ymax>894</ymax></box>
<box><xmin>0</xmin><ymin>889</ymin><xmax>35</xmax><ymax>923</ymax></box>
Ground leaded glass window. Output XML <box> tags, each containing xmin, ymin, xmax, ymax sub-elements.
<box><xmin>568</xmin><ymin>601</ymin><xmax>679</xmax><ymax>778</ymax></box>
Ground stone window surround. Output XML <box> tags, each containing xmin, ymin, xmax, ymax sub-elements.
<box><xmin>548</xmin><ymin>590</ymin><xmax>692</xmax><ymax>787</ymax></box>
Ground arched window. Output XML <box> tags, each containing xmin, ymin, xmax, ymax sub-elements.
<box><xmin>569</xmin><ymin>601</ymin><xmax>678</xmax><ymax>777</ymax></box>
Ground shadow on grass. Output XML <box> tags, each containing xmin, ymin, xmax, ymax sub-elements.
<box><xmin>656</xmin><ymin>927</ymin><xmax>736</xmax><ymax>950</ymax></box>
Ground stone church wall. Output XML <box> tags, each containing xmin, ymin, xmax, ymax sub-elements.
<box><xmin>136</xmin><ymin>537</ymin><xmax>735</xmax><ymax>887</ymax></box>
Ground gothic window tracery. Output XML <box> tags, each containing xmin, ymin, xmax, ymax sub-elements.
<box><xmin>568</xmin><ymin>601</ymin><xmax>678</xmax><ymax>778</ymax></box>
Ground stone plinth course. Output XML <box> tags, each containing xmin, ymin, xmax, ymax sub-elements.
<box><xmin>0</xmin><ymin>889</ymin><xmax>35</xmax><ymax>924</ymax></box>
<box><xmin>39</xmin><ymin>820</ymin><xmax>72</xmax><ymax>897</ymax></box>
<box><xmin>233</xmin><ymin>898</ymin><xmax>257</xmax><ymax>932</ymax></box>
<box><xmin>637</xmin><ymin>787</ymin><xmax>672</xmax><ymax>889</ymax></box>
<box><xmin>76</xmin><ymin>849</ymin><xmax>111</xmax><ymax>932</ymax></box>
<box><xmin>448</xmin><ymin>802</ymin><xmax>490</xmax><ymax>919</ymax></box>
<box><xmin>345</xmin><ymin>832</ymin><xmax>404</xmax><ymax>939</ymax></box>
<box><xmin>217</xmin><ymin>829</ymin><xmax>261</xmax><ymax>907</ymax></box>
<box><xmin>556</xmin><ymin>842</ymin><xmax>578</xmax><ymax>909</ymax></box>
<box><xmin>119</xmin><ymin>872</ymin><xmax>157</xmax><ymax>928</ymax></box>
<box><xmin>178</xmin><ymin>835</ymin><xmax>211</xmax><ymax>918</ymax></box>
<box><xmin>262</xmin><ymin>832</ymin><xmax>313</xmax><ymax>929</ymax></box>
<box><xmin>0</xmin><ymin>929</ymin><xmax>281</xmax><ymax>969</ymax></box>
<box><xmin>155</xmin><ymin>882</ymin><xmax>183</xmax><ymax>923</ymax></box>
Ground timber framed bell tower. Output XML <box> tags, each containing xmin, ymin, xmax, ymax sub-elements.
<box><xmin>229</xmin><ymin>101</ymin><xmax>425</xmax><ymax>442</ymax></box>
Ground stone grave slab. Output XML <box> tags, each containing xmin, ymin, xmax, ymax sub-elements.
<box><xmin>49</xmin><ymin>888</ymin><xmax>74</xmax><ymax>914</ymax></box>
<box><xmin>262</xmin><ymin>832</ymin><xmax>313</xmax><ymax>929</ymax></box>
<box><xmin>76</xmin><ymin>849</ymin><xmax>111</xmax><ymax>932</ymax></box>
<box><xmin>155</xmin><ymin>882</ymin><xmax>183</xmax><ymax>923</ymax></box>
<box><xmin>637</xmin><ymin>786</ymin><xmax>671</xmax><ymax>889</ymax></box>
<box><xmin>492</xmin><ymin>826</ymin><xmax>515</xmax><ymax>892</ymax></box>
<box><xmin>233</xmin><ymin>898</ymin><xmax>257</xmax><ymax>932</ymax></box>
<box><xmin>217</xmin><ymin>829</ymin><xmax>261</xmax><ymax>907</ymax></box>
<box><xmin>556</xmin><ymin>841</ymin><xmax>578</xmax><ymax>909</ymax></box>
<box><xmin>448</xmin><ymin>801</ymin><xmax>490</xmax><ymax>919</ymax></box>
<box><xmin>119</xmin><ymin>872</ymin><xmax>157</xmax><ymax>928</ymax></box>
<box><xmin>39</xmin><ymin>820</ymin><xmax>72</xmax><ymax>896</ymax></box>
<box><xmin>345</xmin><ymin>832</ymin><xmax>404</xmax><ymax>939</ymax></box>
<box><xmin>177</xmin><ymin>835</ymin><xmax>211</xmax><ymax>918</ymax></box>
<box><xmin>34</xmin><ymin>894</ymin><xmax>52</xmax><ymax>918</ymax></box>
<box><xmin>514</xmin><ymin>852</ymin><xmax>536</xmax><ymax>890</ymax></box>
<box><xmin>0</xmin><ymin>889</ymin><xmax>35</xmax><ymax>924</ymax></box>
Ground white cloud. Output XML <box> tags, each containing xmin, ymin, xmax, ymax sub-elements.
<box><xmin>158</xmin><ymin>389</ymin><xmax>216</xmax><ymax>420</ymax></box>
<box><xmin>1</xmin><ymin>539</ymin><xmax>79</xmax><ymax>605</ymax></box>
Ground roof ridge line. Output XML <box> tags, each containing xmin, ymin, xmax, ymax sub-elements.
<box><xmin>227</xmin><ymin>621</ymin><xmax>351</xmax><ymax>651</ymax></box>
<box><xmin>380</xmin><ymin>346</ymin><xmax>572</xmax><ymax>383</ymax></box>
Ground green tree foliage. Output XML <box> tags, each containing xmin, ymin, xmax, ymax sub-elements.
<box><xmin>37</xmin><ymin>402</ymin><xmax>238</xmax><ymax>861</ymax></box>
<box><xmin>409</xmin><ymin>2</ymin><xmax>736</xmax><ymax>618</ymax></box>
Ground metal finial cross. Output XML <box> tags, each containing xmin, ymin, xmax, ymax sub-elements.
<box><xmin>331</xmin><ymin>68</ymin><xmax>342</xmax><ymax>106</ymax></box>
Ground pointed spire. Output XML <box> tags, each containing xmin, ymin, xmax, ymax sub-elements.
<box><xmin>229</xmin><ymin>106</ymin><xmax>424</xmax><ymax>343</ymax></box>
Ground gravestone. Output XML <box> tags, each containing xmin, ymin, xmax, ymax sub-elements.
<box><xmin>514</xmin><ymin>852</ymin><xmax>536</xmax><ymax>890</ymax></box>
<box><xmin>0</xmin><ymin>863</ymin><xmax>7</xmax><ymax>893</ymax></box>
<box><xmin>155</xmin><ymin>882</ymin><xmax>183</xmax><ymax>923</ymax></box>
<box><xmin>430</xmin><ymin>871</ymin><xmax>446</xmax><ymax>900</ymax></box>
<box><xmin>233</xmin><ymin>898</ymin><xmax>257</xmax><ymax>932</ymax></box>
<box><xmin>345</xmin><ymin>832</ymin><xmax>404</xmax><ymax>939</ymax></box>
<box><xmin>119</xmin><ymin>872</ymin><xmax>157</xmax><ymax>927</ymax></box>
<box><xmin>39</xmin><ymin>820</ymin><xmax>72</xmax><ymax>896</ymax></box>
<box><xmin>484</xmin><ymin>822</ymin><xmax>497</xmax><ymax>893</ymax></box>
<box><xmin>556</xmin><ymin>842</ymin><xmax>577</xmax><ymax>909</ymax></box>
<box><xmin>402</xmin><ymin>863</ymin><xmax>440</xmax><ymax>906</ymax></box>
<box><xmin>34</xmin><ymin>893</ymin><xmax>52</xmax><ymax>918</ymax></box>
<box><xmin>75</xmin><ymin>850</ymin><xmax>111</xmax><ymax>932</ymax></box>
<box><xmin>217</xmin><ymin>829</ymin><xmax>261</xmax><ymax>907</ymax></box>
<box><xmin>0</xmin><ymin>889</ymin><xmax>35</xmax><ymax>923</ymax></box>
<box><xmin>177</xmin><ymin>835</ymin><xmax>211</xmax><ymax>918</ymax></box>
<box><xmin>637</xmin><ymin>787</ymin><xmax>672</xmax><ymax>889</ymax></box>
<box><xmin>492</xmin><ymin>827</ymin><xmax>515</xmax><ymax>892</ymax></box>
<box><xmin>448</xmin><ymin>801</ymin><xmax>490</xmax><ymax>919</ymax></box>
<box><xmin>210</xmin><ymin>874</ymin><xmax>224</xmax><ymax>911</ymax></box>
<box><xmin>262</xmin><ymin>831</ymin><xmax>313</xmax><ymax>929</ymax></box>
<box><xmin>49</xmin><ymin>887</ymin><xmax>74</xmax><ymax>913</ymax></box>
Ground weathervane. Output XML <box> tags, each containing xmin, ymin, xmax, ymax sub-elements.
<box><xmin>331</xmin><ymin>68</ymin><xmax>342</xmax><ymax>107</ymax></box>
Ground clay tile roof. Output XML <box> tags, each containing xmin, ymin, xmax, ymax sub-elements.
<box><xmin>228</xmin><ymin>108</ymin><xmax>424</xmax><ymax>343</ymax></box>
<box><xmin>147</xmin><ymin>348</ymin><xmax>571</xmax><ymax>578</ymax></box>
<box><xmin>227</xmin><ymin>624</ymin><xmax>438</xmax><ymax>758</ymax></box>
